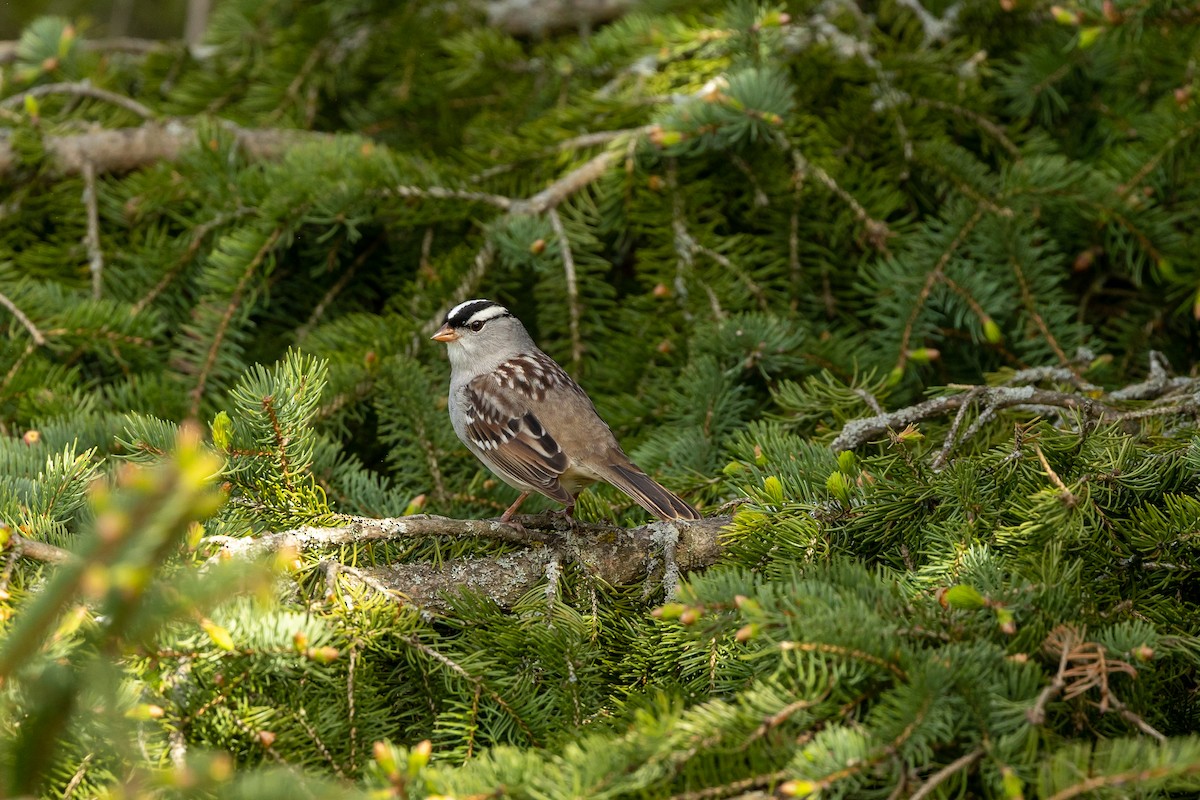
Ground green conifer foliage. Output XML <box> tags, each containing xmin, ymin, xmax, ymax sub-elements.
<box><xmin>2</xmin><ymin>0</ymin><xmax>1200</xmax><ymax>796</ymax></box>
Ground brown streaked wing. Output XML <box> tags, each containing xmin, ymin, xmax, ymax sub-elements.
<box><xmin>462</xmin><ymin>362</ymin><xmax>572</xmax><ymax>498</ymax></box>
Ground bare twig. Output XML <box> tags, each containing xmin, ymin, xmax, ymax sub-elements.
<box><xmin>1104</xmin><ymin>696</ymin><xmax>1167</xmax><ymax>743</ymax></box>
<box><xmin>0</xmin><ymin>80</ymin><xmax>154</xmax><ymax>119</ymax></box>
<box><xmin>81</xmin><ymin>161</ymin><xmax>104</xmax><ymax>299</ymax></box>
<box><xmin>1109</xmin><ymin>352</ymin><xmax>1185</xmax><ymax>400</ymax></box>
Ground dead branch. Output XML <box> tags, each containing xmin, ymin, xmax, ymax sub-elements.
<box><xmin>832</xmin><ymin>354</ymin><xmax>1200</xmax><ymax>456</ymax></box>
<box><xmin>831</xmin><ymin>386</ymin><xmax>1115</xmax><ymax>453</ymax></box>
<box><xmin>205</xmin><ymin>512</ymin><xmax>729</xmax><ymax>611</ymax></box>
<box><xmin>0</xmin><ymin>120</ymin><xmax>330</xmax><ymax>178</ymax></box>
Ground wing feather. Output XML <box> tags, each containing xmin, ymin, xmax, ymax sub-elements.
<box><xmin>461</xmin><ymin>356</ymin><xmax>576</xmax><ymax>501</ymax></box>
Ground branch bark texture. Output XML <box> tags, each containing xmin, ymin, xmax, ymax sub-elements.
<box><xmin>204</xmin><ymin>512</ymin><xmax>730</xmax><ymax>611</ymax></box>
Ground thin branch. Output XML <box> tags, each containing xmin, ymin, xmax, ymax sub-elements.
<box><xmin>0</xmin><ymin>289</ymin><xmax>46</xmax><ymax>345</ymax></box>
<box><xmin>402</xmin><ymin>629</ymin><xmax>539</xmax><ymax>741</ymax></box>
<box><xmin>81</xmin><ymin>161</ymin><xmax>104</xmax><ymax>299</ymax></box>
<box><xmin>188</xmin><ymin>227</ymin><xmax>283</xmax><ymax>416</ymax></box>
<box><xmin>789</xmin><ymin>144</ymin><xmax>893</xmax><ymax>252</ymax></box>
<box><xmin>515</xmin><ymin>149</ymin><xmax>621</xmax><ymax>215</ymax></box>
<box><xmin>548</xmin><ymin>208</ymin><xmax>583</xmax><ymax>370</ymax></box>
<box><xmin>669</xmin><ymin>770</ymin><xmax>790</xmax><ymax>800</ymax></box>
<box><xmin>386</xmin><ymin>185</ymin><xmax>513</xmax><ymax>210</ymax></box>
<box><xmin>831</xmin><ymin>385</ymin><xmax>1114</xmax><ymax>452</ymax></box>
<box><xmin>1044</xmin><ymin>764</ymin><xmax>1200</xmax><ymax>800</ymax></box>
<box><xmin>296</xmin><ymin>234</ymin><xmax>385</xmax><ymax>341</ymax></box>
<box><xmin>1011</xmin><ymin>253</ymin><xmax>1070</xmax><ymax>367</ymax></box>
<box><xmin>0</xmin><ymin>80</ymin><xmax>154</xmax><ymax>119</ymax></box>
<box><xmin>131</xmin><ymin>207</ymin><xmax>256</xmax><ymax>316</ymax></box>
<box><xmin>908</xmin><ymin>748</ymin><xmax>984</xmax><ymax>800</ymax></box>
<box><xmin>913</xmin><ymin>97</ymin><xmax>1019</xmax><ymax>158</ymax></box>
<box><xmin>1033</xmin><ymin>442</ymin><xmax>1074</xmax><ymax>500</ymax></box>
<box><xmin>894</xmin><ymin>206</ymin><xmax>984</xmax><ymax>373</ymax></box>
<box><xmin>1103</xmin><ymin>696</ymin><xmax>1167</xmax><ymax>743</ymax></box>
<box><xmin>931</xmin><ymin>386</ymin><xmax>982</xmax><ymax>470</ymax></box>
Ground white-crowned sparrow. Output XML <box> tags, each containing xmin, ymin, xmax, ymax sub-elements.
<box><xmin>432</xmin><ymin>299</ymin><xmax>701</xmax><ymax>522</ymax></box>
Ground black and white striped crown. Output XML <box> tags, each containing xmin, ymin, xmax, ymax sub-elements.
<box><xmin>443</xmin><ymin>299</ymin><xmax>513</xmax><ymax>329</ymax></box>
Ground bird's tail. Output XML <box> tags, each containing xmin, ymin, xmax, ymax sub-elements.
<box><xmin>603</xmin><ymin>461</ymin><xmax>701</xmax><ymax>521</ymax></box>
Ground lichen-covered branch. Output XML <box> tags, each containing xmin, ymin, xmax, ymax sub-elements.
<box><xmin>205</xmin><ymin>512</ymin><xmax>730</xmax><ymax>611</ymax></box>
<box><xmin>832</xmin><ymin>352</ymin><xmax>1198</xmax><ymax>455</ymax></box>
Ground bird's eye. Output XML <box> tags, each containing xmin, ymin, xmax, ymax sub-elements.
<box><xmin>469</xmin><ymin>320</ymin><xmax>485</xmax><ymax>332</ymax></box>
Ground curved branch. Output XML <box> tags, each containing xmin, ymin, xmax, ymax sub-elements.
<box><xmin>0</xmin><ymin>81</ymin><xmax>154</xmax><ymax>119</ymax></box>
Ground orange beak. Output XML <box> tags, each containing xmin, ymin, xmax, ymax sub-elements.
<box><xmin>431</xmin><ymin>323</ymin><xmax>459</xmax><ymax>342</ymax></box>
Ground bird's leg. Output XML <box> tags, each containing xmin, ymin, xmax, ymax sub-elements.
<box><xmin>553</xmin><ymin>496</ymin><xmax>578</xmax><ymax>527</ymax></box>
<box><xmin>499</xmin><ymin>491</ymin><xmax>531</xmax><ymax>523</ymax></box>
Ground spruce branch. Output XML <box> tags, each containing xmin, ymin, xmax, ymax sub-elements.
<box><xmin>296</xmin><ymin>234</ymin><xmax>386</xmax><ymax>341</ymax></box>
<box><xmin>131</xmin><ymin>207</ymin><xmax>256</xmax><ymax>316</ymax></box>
<box><xmin>788</xmin><ymin>145</ymin><xmax>893</xmax><ymax>253</ymax></box>
<box><xmin>188</xmin><ymin>226</ymin><xmax>284</xmax><ymax>416</ymax></box>
<box><xmin>60</xmin><ymin>753</ymin><xmax>92</xmax><ymax>800</ymax></box>
<box><xmin>1117</xmin><ymin>116</ymin><xmax>1200</xmax><ymax>199</ymax></box>
<box><xmin>0</xmin><ymin>81</ymin><xmax>155</xmax><ymax>119</ymax></box>
<box><xmin>669</xmin><ymin>160</ymin><xmax>723</xmax><ymax>319</ymax></box>
<box><xmin>1011</xmin><ymin>253</ymin><xmax>1070</xmax><ymax>366</ymax></box>
<box><xmin>1045</xmin><ymin>763</ymin><xmax>1200</xmax><ymax>800</ymax></box>
<box><xmin>669</xmin><ymin>770</ymin><xmax>791</xmax><ymax>800</ymax></box>
<box><xmin>398</xmin><ymin>630</ymin><xmax>538</xmax><ymax>744</ymax></box>
<box><xmin>894</xmin><ymin>206</ymin><xmax>984</xmax><ymax>373</ymax></box>
<box><xmin>913</xmin><ymin>97</ymin><xmax>1019</xmax><ymax>158</ymax></box>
